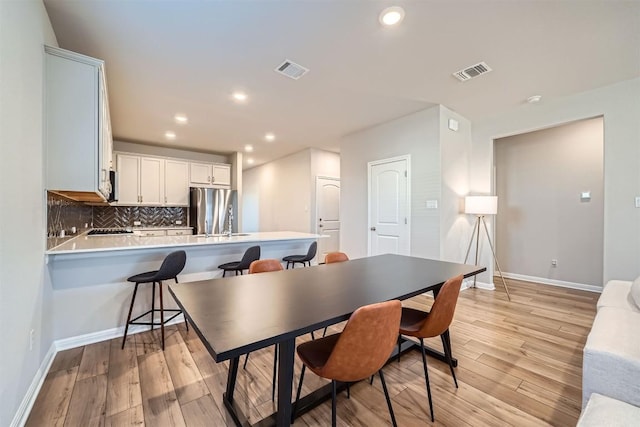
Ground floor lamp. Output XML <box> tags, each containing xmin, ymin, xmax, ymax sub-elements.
<box><xmin>463</xmin><ymin>196</ymin><xmax>511</xmax><ymax>301</ymax></box>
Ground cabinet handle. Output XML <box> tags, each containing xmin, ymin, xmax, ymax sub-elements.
<box><xmin>211</xmin><ymin>176</ymin><xmax>215</xmax><ymax>182</ymax></box>
<box><xmin>165</xmin><ymin>196</ymin><xmax>167</xmax><ymax>203</ymax></box>
<box><xmin>208</xmin><ymin>176</ymin><xmax>211</xmax><ymax>183</ymax></box>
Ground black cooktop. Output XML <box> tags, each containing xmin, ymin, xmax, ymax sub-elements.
<box><xmin>88</xmin><ymin>228</ymin><xmax>133</xmax><ymax>236</ymax></box>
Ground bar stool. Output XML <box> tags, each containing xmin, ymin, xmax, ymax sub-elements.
<box><xmin>218</xmin><ymin>245</ymin><xmax>260</xmax><ymax>277</ymax></box>
<box><xmin>121</xmin><ymin>250</ymin><xmax>187</xmax><ymax>350</ymax></box>
<box><xmin>283</xmin><ymin>241</ymin><xmax>317</xmax><ymax>269</ymax></box>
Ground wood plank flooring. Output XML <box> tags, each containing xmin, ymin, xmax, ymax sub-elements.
<box><xmin>26</xmin><ymin>278</ymin><xmax>597</xmax><ymax>426</ymax></box>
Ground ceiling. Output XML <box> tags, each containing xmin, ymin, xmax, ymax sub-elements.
<box><xmin>43</xmin><ymin>0</ymin><xmax>640</xmax><ymax>168</ymax></box>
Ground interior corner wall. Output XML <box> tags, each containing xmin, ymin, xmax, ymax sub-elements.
<box><xmin>340</xmin><ymin>107</ymin><xmax>441</xmax><ymax>259</ymax></box>
<box><xmin>242</xmin><ymin>149</ymin><xmax>312</xmax><ymax>233</ymax></box>
<box><xmin>494</xmin><ymin>117</ymin><xmax>604</xmax><ymax>287</ymax></box>
<box><xmin>472</xmin><ymin>78</ymin><xmax>640</xmax><ymax>285</ymax></box>
<box><xmin>0</xmin><ymin>1</ymin><xmax>58</xmax><ymax>425</ymax></box>
<box><xmin>439</xmin><ymin>106</ymin><xmax>472</xmax><ymax>264</ymax></box>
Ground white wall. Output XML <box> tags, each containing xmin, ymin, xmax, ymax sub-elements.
<box><xmin>472</xmin><ymin>78</ymin><xmax>640</xmax><ymax>284</ymax></box>
<box><xmin>243</xmin><ymin>149</ymin><xmax>312</xmax><ymax>232</ymax></box>
<box><xmin>439</xmin><ymin>106</ymin><xmax>472</xmax><ymax>263</ymax></box>
<box><xmin>0</xmin><ymin>1</ymin><xmax>57</xmax><ymax>425</ymax></box>
<box><xmin>341</xmin><ymin>107</ymin><xmax>443</xmax><ymax>259</ymax></box>
<box><xmin>495</xmin><ymin>117</ymin><xmax>604</xmax><ymax>287</ymax></box>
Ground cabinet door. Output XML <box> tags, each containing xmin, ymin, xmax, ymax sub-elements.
<box><xmin>116</xmin><ymin>154</ymin><xmax>140</xmax><ymax>205</ymax></box>
<box><xmin>98</xmin><ymin>74</ymin><xmax>112</xmax><ymax>198</ymax></box>
<box><xmin>140</xmin><ymin>157</ymin><xmax>164</xmax><ymax>205</ymax></box>
<box><xmin>190</xmin><ymin>162</ymin><xmax>212</xmax><ymax>186</ymax></box>
<box><xmin>212</xmin><ymin>164</ymin><xmax>231</xmax><ymax>186</ymax></box>
<box><xmin>165</xmin><ymin>159</ymin><xmax>189</xmax><ymax>206</ymax></box>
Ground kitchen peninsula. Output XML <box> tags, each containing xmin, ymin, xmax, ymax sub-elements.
<box><xmin>45</xmin><ymin>231</ymin><xmax>319</xmax><ymax>343</ymax></box>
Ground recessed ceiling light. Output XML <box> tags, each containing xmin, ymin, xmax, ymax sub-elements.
<box><xmin>232</xmin><ymin>91</ymin><xmax>248</xmax><ymax>102</ymax></box>
<box><xmin>527</xmin><ymin>95</ymin><xmax>542</xmax><ymax>104</ymax></box>
<box><xmin>174</xmin><ymin>114</ymin><xmax>188</xmax><ymax>124</ymax></box>
<box><xmin>164</xmin><ymin>131</ymin><xmax>176</xmax><ymax>140</ymax></box>
<box><xmin>379</xmin><ymin>6</ymin><xmax>405</xmax><ymax>26</ymax></box>
<box><xmin>244</xmin><ymin>144</ymin><xmax>254</xmax><ymax>152</ymax></box>
<box><xmin>264</xmin><ymin>133</ymin><xmax>276</xmax><ymax>142</ymax></box>
<box><xmin>247</xmin><ymin>158</ymin><xmax>255</xmax><ymax>165</ymax></box>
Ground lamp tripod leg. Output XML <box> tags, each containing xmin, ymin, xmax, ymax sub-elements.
<box><xmin>473</xmin><ymin>216</ymin><xmax>481</xmax><ymax>288</ymax></box>
<box><xmin>481</xmin><ymin>217</ymin><xmax>511</xmax><ymax>301</ymax></box>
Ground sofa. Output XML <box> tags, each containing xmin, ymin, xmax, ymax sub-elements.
<box><xmin>579</xmin><ymin>277</ymin><xmax>640</xmax><ymax>425</ymax></box>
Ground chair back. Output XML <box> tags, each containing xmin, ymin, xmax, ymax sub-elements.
<box><xmin>154</xmin><ymin>250</ymin><xmax>187</xmax><ymax>281</ymax></box>
<box><xmin>325</xmin><ymin>252</ymin><xmax>349</xmax><ymax>264</ymax></box>
<box><xmin>236</xmin><ymin>245</ymin><xmax>261</xmax><ymax>270</ymax></box>
<box><xmin>249</xmin><ymin>259</ymin><xmax>283</xmax><ymax>274</ymax></box>
<box><xmin>418</xmin><ymin>274</ymin><xmax>463</xmax><ymax>338</ymax></box>
<box><xmin>320</xmin><ymin>300</ymin><xmax>401</xmax><ymax>382</ymax></box>
<box><xmin>303</xmin><ymin>241</ymin><xmax>317</xmax><ymax>262</ymax></box>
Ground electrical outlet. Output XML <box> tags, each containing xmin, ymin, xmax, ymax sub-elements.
<box><xmin>133</xmin><ymin>220</ymin><xmax>141</xmax><ymax>226</ymax></box>
<box><xmin>29</xmin><ymin>329</ymin><xmax>35</xmax><ymax>351</ymax></box>
<box><xmin>551</xmin><ymin>259</ymin><xmax>558</xmax><ymax>267</ymax></box>
<box><xmin>175</xmin><ymin>220</ymin><xmax>182</xmax><ymax>225</ymax></box>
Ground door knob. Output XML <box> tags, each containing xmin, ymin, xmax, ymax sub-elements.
<box><xmin>370</xmin><ymin>227</ymin><xmax>376</xmax><ymax>231</ymax></box>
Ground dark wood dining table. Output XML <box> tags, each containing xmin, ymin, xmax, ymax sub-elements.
<box><xmin>169</xmin><ymin>253</ymin><xmax>485</xmax><ymax>427</ymax></box>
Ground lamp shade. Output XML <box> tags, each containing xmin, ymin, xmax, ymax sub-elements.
<box><xmin>465</xmin><ymin>196</ymin><xmax>497</xmax><ymax>215</ymax></box>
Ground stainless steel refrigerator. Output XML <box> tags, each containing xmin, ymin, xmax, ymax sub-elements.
<box><xmin>189</xmin><ymin>188</ymin><xmax>237</xmax><ymax>235</ymax></box>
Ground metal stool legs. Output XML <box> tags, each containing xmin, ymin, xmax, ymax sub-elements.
<box><xmin>122</xmin><ymin>282</ymin><xmax>140</xmax><ymax>349</ymax></box>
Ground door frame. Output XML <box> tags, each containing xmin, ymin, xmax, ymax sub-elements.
<box><xmin>367</xmin><ymin>154</ymin><xmax>411</xmax><ymax>256</ymax></box>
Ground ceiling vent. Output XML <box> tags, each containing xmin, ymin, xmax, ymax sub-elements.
<box><xmin>453</xmin><ymin>61</ymin><xmax>492</xmax><ymax>82</ymax></box>
<box><xmin>275</xmin><ymin>59</ymin><xmax>309</xmax><ymax>80</ymax></box>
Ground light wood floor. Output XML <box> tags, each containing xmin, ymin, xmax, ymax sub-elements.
<box><xmin>26</xmin><ymin>278</ymin><xmax>597</xmax><ymax>426</ymax></box>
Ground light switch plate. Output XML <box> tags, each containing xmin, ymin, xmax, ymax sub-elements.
<box><xmin>426</xmin><ymin>200</ymin><xmax>438</xmax><ymax>209</ymax></box>
<box><xmin>175</xmin><ymin>220</ymin><xmax>183</xmax><ymax>225</ymax></box>
<box><xmin>447</xmin><ymin>118</ymin><xmax>459</xmax><ymax>132</ymax></box>
<box><xmin>635</xmin><ymin>196</ymin><xmax>640</xmax><ymax>208</ymax></box>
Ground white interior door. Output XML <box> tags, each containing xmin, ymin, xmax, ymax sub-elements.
<box><xmin>316</xmin><ymin>177</ymin><xmax>340</xmax><ymax>262</ymax></box>
<box><xmin>369</xmin><ymin>156</ymin><xmax>410</xmax><ymax>256</ymax></box>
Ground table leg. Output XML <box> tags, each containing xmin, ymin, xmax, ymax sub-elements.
<box><xmin>276</xmin><ymin>338</ymin><xmax>295</xmax><ymax>427</ymax></box>
<box><xmin>226</xmin><ymin>356</ymin><xmax>240</xmax><ymax>403</ymax></box>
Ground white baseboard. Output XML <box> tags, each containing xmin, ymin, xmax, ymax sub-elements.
<box><xmin>10</xmin><ymin>342</ymin><xmax>56</xmax><ymax>427</ymax></box>
<box><xmin>501</xmin><ymin>272</ymin><xmax>602</xmax><ymax>293</ymax></box>
<box><xmin>461</xmin><ymin>278</ymin><xmax>495</xmax><ymax>291</ymax></box>
<box><xmin>12</xmin><ymin>314</ymin><xmax>186</xmax><ymax>426</ymax></box>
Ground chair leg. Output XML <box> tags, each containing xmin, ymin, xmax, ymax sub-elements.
<box><xmin>151</xmin><ymin>281</ymin><xmax>156</xmax><ymax>331</ymax></box>
<box><xmin>243</xmin><ymin>352</ymin><xmax>250</xmax><ymax>369</ymax></box>
<box><xmin>346</xmin><ymin>383</ymin><xmax>350</xmax><ymax>399</ymax></box>
<box><xmin>122</xmin><ymin>283</ymin><xmax>140</xmax><ymax>349</ymax></box>
<box><xmin>310</xmin><ymin>330</ymin><xmax>315</xmax><ymax>340</ymax></box>
<box><xmin>441</xmin><ymin>333</ymin><xmax>458</xmax><ymax>388</ymax></box>
<box><xmin>379</xmin><ymin>369</ymin><xmax>398</xmax><ymax>427</ymax></box>
<box><xmin>419</xmin><ymin>338</ymin><xmax>435</xmax><ymax>422</ymax></box>
<box><xmin>369</xmin><ymin>375</ymin><xmax>374</xmax><ymax>385</ymax></box>
<box><xmin>271</xmin><ymin>344</ymin><xmax>278</xmax><ymax>402</ymax></box>
<box><xmin>222</xmin><ymin>270</ymin><xmax>226</xmax><ymax>278</ymax></box>
<box><xmin>159</xmin><ymin>281</ymin><xmax>165</xmax><ymax>351</ymax></box>
<box><xmin>322</xmin><ymin>326</ymin><xmax>328</xmax><ymax>337</ymax></box>
<box><xmin>331</xmin><ymin>380</ymin><xmax>337</xmax><ymax>427</ymax></box>
<box><xmin>292</xmin><ymin>364</ymin><xmax>306</xmax><ymax>424</ymax></box>
<box><xmin>397</xmin><ymin>335</ymin><xmax>401</xmax><ymax>364</ymax></box>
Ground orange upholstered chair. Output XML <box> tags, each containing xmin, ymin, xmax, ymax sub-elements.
<box><xmin>293</xmin><ymin>300</ymin><xmax>401</xmax><ymax>426</ymax></box>
<box><xmin>399</xmin><ymin>274</ymin><xmax>464</xmax><ymax>421</ymax></box>
<box><xmin>324</xmin><ymin>251</ymin><xmax>349</xmax><ymax>264</ymax></box>
<box><xmin>244</xmin><ymin>259</ymin><xmax>283</xmax><ymax>400</ymax></box>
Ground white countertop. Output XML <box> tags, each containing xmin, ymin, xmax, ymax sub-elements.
<box><xmin>46</xmin><ymin>231</ymin><xmax>320</xmax><ymax>256</ymax></box>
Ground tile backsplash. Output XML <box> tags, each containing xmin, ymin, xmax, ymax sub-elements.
<box><xmin>47</xmin><ymin>192</ymin><xmax>188</xmax><ymax>249</ymax></box>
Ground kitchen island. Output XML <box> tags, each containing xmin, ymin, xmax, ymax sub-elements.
<box><xmin>45</xmin><ymin>231</ymin><xmax>319</xmax><ymax>343</ymax></box>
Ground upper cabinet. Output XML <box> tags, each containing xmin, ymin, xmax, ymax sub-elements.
<box><xmin>190</xmin><ymin>162</ymin><xmax>231</xmax><ymax>187</ymax></box>
<box><xmin>44</xmin><ymin>46</ymin><xmax>113</xmax><ymax>202</ymax></box>
<box><xmin>115</xmin><ymin>153</ymin><xmax>190</xmax><ymax>206</ymax></box>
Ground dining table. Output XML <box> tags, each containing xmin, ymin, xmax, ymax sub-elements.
<box><xmin>169</xmin><ymin>253</ymin><xmax>486</xmax><ymax>427</ymax></box>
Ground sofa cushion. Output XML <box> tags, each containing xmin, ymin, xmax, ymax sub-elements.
<box><xmin>597</xmin><ymin>280</ymin><xmax>639</xmax><ymax>313</ymax></box>
<box><xmin>630</xmin><ymin>276</ymin><xmax>640</xmax><ymax>310</ymax></box>
<box><xmin>583</xmin><ymin>307</ymin><xmax>640</xmax><ymax>408</ymax></box>
<box><xmin>577</xmin><ymin>393</ymin><xmax>640</xmax><ymax>426</ymax></box>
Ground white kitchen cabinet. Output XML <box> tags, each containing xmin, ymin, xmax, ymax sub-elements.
<box><xmin>190</xmin><ymin>162</ymin><xmax>231</xmax><ymax>187</ymax></box>
<box><xmin>116</xmin><ymin>154</ymin><xmax>140</xmax><ymax>205</ymax></box>
<box><xmin>116</xmin><ymin>153</ymin><xmax>190</xmax><ymax>206</ymax></box>
<box><xmin>164</xmin><ymin>160</ymin><xmax>190</xmax><ymax>205</ymax></box>
<box><xmin>166</xmin><ymin>229</ymin><xmax>192</xmax><ymax>236</ymax></box>
<box><xmin>45</xmin><ymin>46</ymin><xmax>113</xmax><ymax>202</ymax></box>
